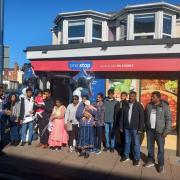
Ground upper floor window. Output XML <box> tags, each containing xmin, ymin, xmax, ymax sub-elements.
<box><xmin>68</xmin><ymin>20</ymin><xmax>85</xmax><ymax>44</ymax></box>
<box><xmin>134</xmin><ymin>14</ymin><xmax>155</xmax><ymax>33</ymax></box>
<box><xmin>134</xmin><ymin>14</ymin><xmax>155</xmax><ymax>39</ymax></box>
<box><xmin>163</xmin><ymin>15</ymin><xmax>172</xmax><ymax>38</ymax></box>
<box><xmin>120</xmin><ymin>18</ymin><xmax>127</xmax><ymax>40</ymax></box>
<box><xmin>92</xmin><ymin>21</ymin><xmax>102</xmax><ymax>41</ymax></box>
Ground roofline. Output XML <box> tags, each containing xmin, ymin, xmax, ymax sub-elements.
<box><xmin>25</xmin><ymin>38</ymin><xmax>180</xmax><ymax>52</ymax></box>
<box><xmin>125</xmin><ymin>2</ymin><xmax>180</xmax><ymax>11</ymax></box>
<box><xmin>54</xmin><ymin>10</ymin><xmax>111</xmax><ymax>24</ymax></box>
<box><xmin>113</xmin><ymin>1</ymin><xmax>180</xmax><ymax>19</ymax></box>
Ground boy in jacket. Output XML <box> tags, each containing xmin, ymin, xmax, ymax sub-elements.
<box><xmin>144</xmin><ymin>91</ymin><xmax>171</xmax><ymax>173</ymax></box>
<box><xmin>120</xmin><ymin>91</ymin><xmax>144</xmax><ymax>166</ymax></box>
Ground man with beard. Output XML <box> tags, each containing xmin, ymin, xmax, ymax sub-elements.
<box><xmin>144</xmin><ymin>91</ymin><xmax>171</xmax><ymax>173</ymax></box>
<box><xmin>113</xmin><ymin>92</ymin><xmax>128</xmax><ymax>154</ymax></box>
<box><xmin>36</xmin><ymin>89</ymin><xmax>54</xmax><ymax>149</ymax></box>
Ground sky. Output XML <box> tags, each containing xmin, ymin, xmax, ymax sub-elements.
<box><xmin>4</xmin><ymin>0</ymin><xmax>180</xmax><ymax>67</ymax></box>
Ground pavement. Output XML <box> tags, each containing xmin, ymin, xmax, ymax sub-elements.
<box><xmin>0</xmin><ymin>141</ymin><xmax>180</xmax><ymax>180</ymax></box>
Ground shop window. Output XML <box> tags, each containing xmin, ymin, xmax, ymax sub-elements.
<box><xmin>163</xmin><ymin>15</ymin><xmax>172</xmax><ymax>38</ymax></box>
<box><xmin>92</xmin><ymin>21</ymin><xmax>102</xmax><ymax>41</ymax></box>
<box><xmin>68</xmin><ymin>20</ymin><xmax>85</xmax><ymax>44</ymax></box>
<box><xmin>120</xmin><ymin>18</ymin><xmax>127</xmax><ymax>40</ymax></box>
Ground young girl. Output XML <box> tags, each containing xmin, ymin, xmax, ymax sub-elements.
<box><xmin>48</xmin><ymin>99</ymin><xmax>68</xmax><ymax>151</ymax></box>
<box><xmin>76</xmin><ymin>100</ymin><xmax>96</xmax><ymax>158</ymax></box>
<box><xmin>34</xmin><ymin>90</ymin><xmax>45</xmax><ymax>118</ymax></box>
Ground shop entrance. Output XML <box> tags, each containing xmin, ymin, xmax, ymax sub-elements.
<box><xmin>51</xmin><ymin>78</ymin><xmax>72</xmax><ymax>106</ymax></box>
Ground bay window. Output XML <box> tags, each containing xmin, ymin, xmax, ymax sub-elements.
<box><xmin>68</xmin><ymin>20</ymin><xmax>85</xmax><ymax>44</ymax></box>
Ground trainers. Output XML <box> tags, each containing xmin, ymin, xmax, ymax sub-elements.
<box><xmin>157</xmin><ymin>165</ymin><xmax>164</xmax><ymax>173</ymax></box>
<box><xmin>69</xmin><ymin>146</ymin><xmax>74</xmax><ymax>153</ymax></box>
<box><xmin>133</xmin><ymin>160</ymin><xmax>140</xmax><ymax>167</ymax></box>
<box><xmin>120</xmin><ymin>156</ymin><xmax>130</xmax><ymax>162</ymax></box>
<box><xmin>95</xmin><ymin>149</ymin><xmax>102</xmax><ymax>155</ymax></box>
<box><xmin>21</xmin><ymin>142</ymin><xmax>26</xmax><ymax>146</ymax></box>
<box><xmin>110</xmin><ymin>148</ymin><xmax>115</xmax><ymax>153</ymax></box>
<box><xmin>144</xmin><ymin>161</ymin><xmax>155</xmax><ymax>168</ymax></box>
<box><xmin>89</xmin><ymin>148</ymin><xmax>96</xmax><ymax>153</ymax></box>
<box><xmin>103</xmin><ymin>147</ymin><xmax>110</xmax><ymax>152</ymax></box>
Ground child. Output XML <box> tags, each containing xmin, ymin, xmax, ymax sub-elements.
<box><xmin>48</xmin><ymin>99</ymin><xmax>68</xmax><ymax>151</ymax></box>
<box><xmin>34</xmin><ymin>90</ymin><xmax>45</xmax><ymax>118</ymax></box>
<box><xmin>76</xmin><ymin>103</ymin><xmax>96</xmax><ymax>158</ymax></box>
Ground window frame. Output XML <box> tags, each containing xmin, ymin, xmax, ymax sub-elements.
<box><xmin>92</xmin><ymin>20</ymin><xmax>102</xmax><ymax>41</ymax></box>
<box><xmin>68</xmin><ymin>19</ymin><xmax>85</xmax><ymax>43</ymax></box>
<box><xmin>133</xmin><ymin>13</ymin><xmax>156</xmax><ymax>40</ymax></box>
<box><xmin>162</xmin><ymin>13</ymin><xmax>173</xmax><ymax>38</ymax></box>
<box><xmin>119</xmin><ymin>17</ymin><xmax>127</xmax><ymax>40</ymax></box>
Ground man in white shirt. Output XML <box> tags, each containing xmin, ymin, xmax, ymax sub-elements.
<box><xmin>145</xmin><ymin>91</ymin><xmax>171</xmax><ymax>173</ymax></box>
<box><xmin>65</xmin><ymin>95</ymin><xmax>79</xmax><ymax>152</ymax></box>
<box><xmin>20</xmin><ymin>88</ymin><xmax>34</xmax><ymax>146</ymax></box>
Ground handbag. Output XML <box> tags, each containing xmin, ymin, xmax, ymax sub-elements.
<box><xmin>66</xmin><ymin>121</ymin><xmax>72</xmax><ymax>131</ymax></box>
<box><xmin>47</xmin><ymin>121</ymin><xmax>53</xmax><ymax>132</ymax></box>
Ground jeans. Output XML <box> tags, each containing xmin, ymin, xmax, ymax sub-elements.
<box><xmin>21</xmin><ymin>121</ymin><xmax>34</xmax><ymax>142</ymax></box>
<box><xmin>147</xmin><ymin>129</ymin><xmax>165</xmax><ymax>166</ymax></box>
<box><xmin>105</xmin><ymin>122</ymin><xmax>115</xmax><ymax>149</ymax></box>
<box><xmin>94</xmin><ymin>126</ymin><xmax>103</xmax><ymax>150</ymax></box>
<box><xmin>10</xmin><ymin>124</ymin><xmax>19</xmax><ymax>141</ymax></box>
<box><xmin>124</xmin><ymin>129</ymin><xmax>141</xmax><ymax>161</ymax></box>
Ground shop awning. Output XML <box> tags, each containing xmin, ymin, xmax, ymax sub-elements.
<box><xmin>31</xmin><ymin>58</ymin><xmax>180</xmax><ymax>72</ymax></box>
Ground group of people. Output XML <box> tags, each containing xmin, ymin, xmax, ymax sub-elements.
<box><xmin>0</xmin><ymin>86</ymin><xmax>172</xmax><ymax>173</ymax></box>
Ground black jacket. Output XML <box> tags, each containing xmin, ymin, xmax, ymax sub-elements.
<box><xmin>120</xmin><ymin>101</ymin><xmax>144</xmax><ymax>131</ymax></box>
<box><xmin>41</xmin><ymin>98</ymin><xmax>54</xmax><ymax>122</ymax></box>
<box><xmin>113</xmin><ymin>100</ymin><xmax>128</xmax><ymax>129</ymax></box>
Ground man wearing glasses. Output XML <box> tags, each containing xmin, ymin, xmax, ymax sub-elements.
<box><xmin>65</xmin><ymin>95</ymin><xmax>80</xmax><ymax>152</ymax></box>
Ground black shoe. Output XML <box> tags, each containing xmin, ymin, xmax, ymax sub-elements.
<box><xmin>157</xmin><ymin>165</ymin><xmax>164</xmax><ymax>173</ymax></box>
<box><xmin>120</xmin><ymin>156</ymin><xmax>130</xmax><ymax>162</ymax></box>
<box><xmin>0</xmin><ymin>151</ymin><xmax>6</xmax><ymax>157</ymax></box>
<box><xmin>14</xmin><ymin>141</ymin><xmax>20</xmax><ymax>146</ymax></box>
<box><xmin>84</xmin><ymin>152</ymin><xmax>90</xmax><ymax>159</ymax></box>
<box><xmin>79</xmin><ymin>151</ymin><xmax>85</xmax><ymax>157</ymax></box>
<box><xmin>50</xmin><ymin>147</ymin><xmax>56</xmax><ymax>151</ymax></box>
<box><xmin>110</xmin><ymin>148</ymin><xmax>114</xmax><ymax>153</ymax></box>
<box><xmin>28</xmin><ymin>141</ymin><xmax>32</xmax><ymax>145</ymax></box>
<box><xmin>10</xmin><ymin>141</ymin><xmax>15</xmax><ymax>146</ymax></box>
<box><xmin>133</xmin><ymin>159</ymin><xmax>140</xmax><ymax>167</ymax></box>
<box><xmin>21</xmin><ymin>142</ymin><xmax>26</xmax><ymax>146</ymax></box>
<box><xmin>103</xmin><ymin>147</ymin><xmax>109</xmax><ymax>152</ymax></box>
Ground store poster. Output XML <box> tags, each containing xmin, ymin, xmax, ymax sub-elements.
<box><xmin>106</xmin><ymin>79</ymin><xmax>140</xmax><ymax>101</ymax></box>
<box><xmin>90</xmin><ymin>79</ymin><xmax>106</xmax><ymax>103</ymax></box>
<box><xmin>141</xmin><ymin>80</ymin><xmax>178</xmax><ymax>128</ymax></box>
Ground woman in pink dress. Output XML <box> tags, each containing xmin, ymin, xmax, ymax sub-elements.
<box><xmin>48</xmin><ymin>99</ymin><xmax>68</xmax><ymax>151</ymax></box>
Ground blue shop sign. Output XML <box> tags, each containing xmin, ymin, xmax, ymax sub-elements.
<box><xmin>68</xmin><ymin>61</ymin><xmax>93</xmax><ymax>70</ymax></box>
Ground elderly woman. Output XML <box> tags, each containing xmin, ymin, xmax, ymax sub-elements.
<box><xmin>76</xmin><ymin>95</ymin><xmax>97</xmax><ymax>158</ymax></box>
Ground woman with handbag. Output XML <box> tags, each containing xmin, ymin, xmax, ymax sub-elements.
<box><xmin>65</xmin><ymin>95</ymin><xmax>80</xmax><ymax>152</ymax></box>
<box><xmin>48</xmin><ymin>99</ymin><xmax>68</xmax><ymax>151</ymax></box>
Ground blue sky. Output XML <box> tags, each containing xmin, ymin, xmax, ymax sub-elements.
<box><xmin>4</xmin><ymin>0</ymin><xmax>179</xmax><ymax>67</ymax></box>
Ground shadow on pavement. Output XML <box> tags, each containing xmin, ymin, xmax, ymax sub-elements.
<box><xmin>0</xmin><ymin>154</ymin><xmax>144</xmax><ymax>180</ymax></box>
